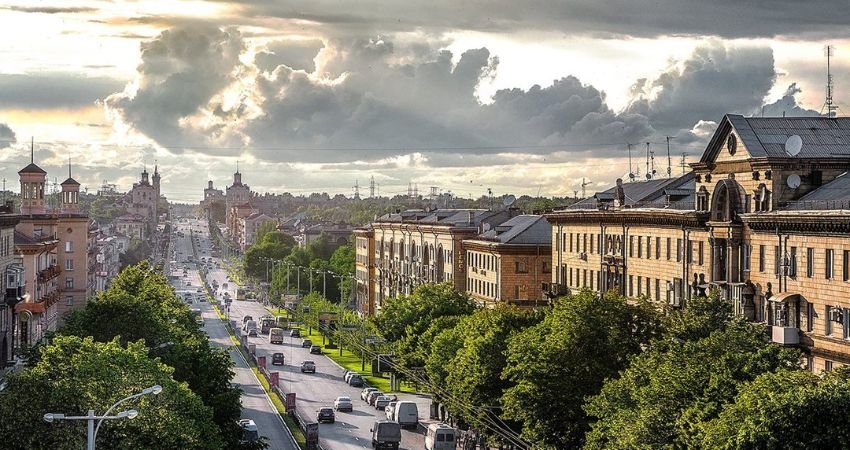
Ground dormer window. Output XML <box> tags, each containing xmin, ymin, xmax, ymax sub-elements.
<box><xmin>696</xmin><ymin>186</ymin><xmax>709</xmax><ymax>211</ymax></box>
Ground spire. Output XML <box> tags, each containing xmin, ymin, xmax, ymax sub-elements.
<box><xmin>236</xmin><ymin>159</ymin><xmax>240</xmax><ymax>174</ymax></box>
<box><xmin>31</xmin><ymin>137</ymin><xmax>34</xmax><ymax>163</ymax></box>
<box><xmin>68</xmin><ymin>155</ymin><xmax>72</xmax><ymax>178</ymax></box>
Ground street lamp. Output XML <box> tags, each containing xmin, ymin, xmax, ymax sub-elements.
<box><xmin>44</xmin><ymin>384</ymin><xmax>163</xmax><ymax>450</ymax></box>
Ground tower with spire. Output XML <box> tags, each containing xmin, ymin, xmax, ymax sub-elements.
<box><xmin>18</xmin><ymin>144</ymin><xmax>47</xmax><ymax>215</ymax></box>
<box><xmin>225</xmin><ymin>161</ymin><xmax>251</xmax><ymax>237</ymax></box>
<box><xmin>152</xmin><ymin>164</ymin><xmax>160</xmax><ymax>224</ymax></box>
<box><xmin>60</xmin><ymin>158</ymin><xmax>80</xmax><ymax>214</ymax></box>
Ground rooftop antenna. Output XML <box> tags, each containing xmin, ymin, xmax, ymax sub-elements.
<box><xmin>573</xmin><ymin>190</ymin><xmax>578</xmax><ymax>199</ymax></box>
<box><xmin>581</xmin><ymin>177</ymin><xmax>590</xmax><ymax>199</ymax></box>
<box><xmin>352</xmin><ymin>180</ymin><xmax>360</xmax><ymax>199</ymax></box>
<box><xmin>369</xmin><ymin>176</ymin><xmax>375</xmax><ymax>198</ymax></box>
<box><xmin>665</xmin><ymin>136</ymin><xmax>674</xmax><ymax>177</ymax></box>
<box><xmin>823</xmin><ymin>44</ymin><xmax>839</xmax><ymax>118</ymax></box>
<box><xmin>627</xmin><ymin>143</ymin><xmax>635</xmax><ymax>181</ymax></box>
<box><xmin>30</xmin><ymin>137</ymin><xmax>34</xmax><ymax>163</ymax></box>
<box><xmin>645</xmin><ymin>142</ymin><xmax>651</xmax><ymax>180</ymax></box>
<box><xmin>680</xmin><ymin>153</ymin><xmax>688</xmax><ymax>175</ymax></box>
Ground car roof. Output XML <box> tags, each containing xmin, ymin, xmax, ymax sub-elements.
<box><xmin>377</xmin><ymin>396</ymin><xmax>392</xmax><ymax>400</ymax></box>
<box><xmin>336</xmin><ymin>396</ymin><xmax>351</xmax><ymax>400</ymax></box>
<box><xmin>302</xmin><ymin>360</ymin><xmax>315</xmax><ymax>364</ymax></box>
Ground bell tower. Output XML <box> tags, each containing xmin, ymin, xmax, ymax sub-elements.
<box><xmin>19</xmin><ymin>145</ymin><xmax>47</xmax><ymax>215</ymax></box>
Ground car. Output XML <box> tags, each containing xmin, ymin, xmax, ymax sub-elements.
<box><xmin>289</xmin><ymin>329</ymin><xmax>301</xmax><ymax>338</ymax></box>
<box><xmin>301</xmin><ymin>339</ymin><xmax>313</xmax><ymax>348</ymax></box>
<box><xmin>317</xmin><ymin>407</ymin><xmax>335</xmax><ymax>424</ymax></box>
<box><xmin>334</xmin><ymin>396</ymin><xmax>353</xmax><ymax>412</ymax></box>
<box><xmin>238</xmin><ymin>419</ymin><xmax>259</xmax><ymax>444</ymax></box>
<box><xmin>310</xmin><ymin>345</ymin><xmax>322</xmax><ymax>354</ymax></box>
<box><xmin>247</xmin><ymin>328</ymin><xmax>258</xmax><ymax>337</ymax></box>
<box><xmin>300</xmin><ymin>360</ymin><xmax>316</xmax><ymax>373</ymax></box>
<box><xmin>385</xmin><ymin>401</ymin><xmax>397</xmax><ymax>420</ymax></box>
<box><xmin>242</xmin><ymin>315</ymin><xmax>253</xmax><ymax>324</ymax></box>
<box><xmin>366</xmin><ymin>390</ymin><xmax>385</xmax><ymax>406</ymax></box>
<box><xmin>343</xmin><ymin>370</ymin><xmax>355</xmax><ymax>383</ymax></box>
<box><xmin>375</xmin><ymin>396</ymin><xmax>393</xmax><ymax>411</ymax></box>
<box><xmin>361</xmin><ymin>388</ymin><xmax>379</xmax><ymax>401</ymax></box>
<box><xmin>196</xmin><ymin>288</ymin><xmax>202</xmax><ymax>293</ymax></box>
<box><xmin>272</xmin><ymin>352</ymin><xmax>285</xmax><ymax>366</ymax></box>
<box><xmin>348</xmin><ymin>374</ymin><xmax>364</xmax><ymax>387</ymax></box>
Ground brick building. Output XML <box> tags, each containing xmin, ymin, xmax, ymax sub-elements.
<box><xmin>547</xmin><ymin>114</ymin><xmax>850</xmax><ymax>372</ymax></box>
<box><xmin>463</xmin><ymin>215</ymin><xmax>551</xmax><ymax>307</ymax></box>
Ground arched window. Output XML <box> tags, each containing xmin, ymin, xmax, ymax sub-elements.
<box><xmin>696</xmin><ymin>186</ymin><xmax>709</xmax><ymax>211</ymax></box>
<box><xmin>710</xmin><ymin>180</ymin><xmax>742</xmax><ymax>222</ymax></box>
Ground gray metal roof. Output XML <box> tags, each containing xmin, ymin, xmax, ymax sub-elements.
<box><xmin>376</xmin><ymin>208</ymin><xmax>510</xmax><ymax>226</ymax></box>
<box><xmin>475</xmin><ymin>215</ymin><xmax>551</xmax><ymax>245</ymax></box>
<box><xmin>727</xmin><ymin>114</ymin><xmax>850</xmax><ymax>159</ymax></box>
<box><xmin>567</xmin><ymin>173</ymin><xmax>695</xmax><ymax>210</ymax></box>
<box><xmin>782</xmin><ymin>171</ymin><xmax>850</xmax><ymax>210</ymax></box>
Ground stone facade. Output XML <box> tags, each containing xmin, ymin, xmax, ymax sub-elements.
<box><xmin>354</xmin><ymin>227</ymin><xmax>374</xmax><ymax>316</ymax></box>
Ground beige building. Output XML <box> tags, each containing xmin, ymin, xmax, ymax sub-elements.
<box><xmin>225</xmin><ymin>166</ymin><xmax>251</xmax><ymax>236</ymax></box>
<box><xmin>354</xmin><ymin>227</ymin><xmax>375</xmax><ymax>316</ymax></box>
<box><xmin>463</xmin><ymin>215</ymin><xmax>552</xmax><ymax>307</ymax></box>
<box><xmin>0</xmin><ymin>203</ymin><xmax>21</xmax><ymax>375</ymax></box>
<box><xmin>547</xmin><ymin>114</ymin><xmax>850</xmax><ymax>373</ymax></box>
<box><xmin>14</xmin><ymin>158</ymin><xmax>90</xmax><ymax>347</ymax></box>
<box><xmin>239</xmin><ymin>212</ymin><xmax>276</xmax><ymax>251</ymax></box>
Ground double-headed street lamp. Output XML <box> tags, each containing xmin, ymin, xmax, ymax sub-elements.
<box><xmin>43</xmin><ymin>384</ymin><xmax>163</xmax><ymax>450</ymax></box>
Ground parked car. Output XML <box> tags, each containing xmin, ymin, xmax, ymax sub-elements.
<box><xmin>290</xmin><ymin>328</ymin><xmax>301</xmax><ymax>338</ymax></box>
<box><xmin>361</xmin><ymin>388</ymin><xmax>379</xmax><ymax>401</ymax></box>
<box><xmin>370</xmin><ymin>420</ymin><xmax>401</xmax><ymax>450</ymax></box>
<box><xmin>366</xmin><ymin>390</ymin><xmax>385</xmax><ymax>406</ymax></box>
<box><xmin>309</xmin><ymin>345</ymin><xmax>322</xmax><ymax>354</ymax></box>
<box><xmin>317</xmin><ymin>407</ymin><xmax>335</xmax><ymax>424</ymax></box>
<box><xmin>343</xmin><ymin>370</ymin><xmax>355</xmax><ymax>383</ymax></box>
<box><xmin>272</xmin><ymin>352</ymin><xmax>285</xmax><ymax>366</ymax></box>
<box><xmin>348</xmin><ymin>374</ymin><xmax>364</xmax><ymax>387</ymax></box>
<box><xmin>301</xmin><ymin>339</ymin><xmax>313</xmax><ymax>348</ymax></box>
<box><xmin>385</xmin><ymin>401</ymin><xmax>397</xmax><ymax>420</ymax></box>
<box><xmin>301</xmin><ymin>360</ymin><xmax>316</xmax><ymax>373</ymax></box>
<box><xmin>375</xmin><ymin>396</ymin><xmax>393</xmax><ymax>411</ymax></box>
<box><xmin>334</xmin><ymin>396</ymin><xmax>353</xmax><ymax>412</ymax></box>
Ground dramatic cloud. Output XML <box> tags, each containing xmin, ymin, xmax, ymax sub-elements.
<box><xmin>204</xmin><ymin>0</ymin><xmax>850</xmax><ymax>39</ymax></box>
<box><xmin>255</xmin><ymin>39</ymin><xmax>324</xmax><ymax>73</ymax></box>
<box><xmin>626</xmin><ymin>41</ymin><xmax>776</xmax><ymax>131</ymax></box>
<box><xmin>761</xmin><ymin>83</ymin><xmax>821</xmax><ymax>117</ymax></box>
<box><xmin>0</xmin><ymin>73</ymin><xmax>124</xmax><ymax>110</ymax></box>
<box><xmin>0</xmin><ymin>122</ymin><xmax>15</xmax><ymax>149</ymax></box>
<box><xmin>4</xmin><ymin>6</ymin><xmax>98</xmax><ymax>14</ymax></box>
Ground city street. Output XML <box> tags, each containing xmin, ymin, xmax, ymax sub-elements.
<box><xmin>169</xmin><ymin>219</ymin><xmax>297</xmax><ymax>450</ymax></box>
<box><xmin>188</xmin><ymin>218</ymin><xmax>432</xmax><ymax>450</ymax></box>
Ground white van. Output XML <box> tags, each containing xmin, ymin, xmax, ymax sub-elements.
<box><xmin>392</xmin><ymin>401</ymin><xmax>418</xmax><ymax>429</ymax></box>
<box><xmin>425</xmin><ymin>423</ymin><xmax>456</xmax><ymax>450</ymax></box>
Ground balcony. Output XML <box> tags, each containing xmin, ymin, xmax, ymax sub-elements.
<box><xmin>37</xmin><ymin>290</ymin><xmax>60</xmax><ymax>306</ymax></box>
<box><xmin>37</xmin><ymin>265</ymin><xmax>61</xmax><ymax>283</ymax></box>
<box><xmin>771</xmin><ymin>326</ymin><xmax>800</xmax><ymax>345</ymax></box>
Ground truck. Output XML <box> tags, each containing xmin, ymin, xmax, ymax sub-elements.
<box><xmin>370</xmin><ymin>420</ymin><xmax>401</xmax><ymax>450</ymax></box>
<box><xmin>269</xmin><ymin>328</ymin><xmax>284</xmax><ymax>344</ymax></box>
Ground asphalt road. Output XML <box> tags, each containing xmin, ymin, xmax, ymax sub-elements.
<box><xmin>169</xmin><ymin>219</ymin><xmax>297</xmax><ymax>450</ymax></box>
<box><xmin>189</xmin><ymin>218</ymin><xmax>433</xmax><ymax>450</ymax></box>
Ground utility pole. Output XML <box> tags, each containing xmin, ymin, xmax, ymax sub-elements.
<box><xmin>581</xmin><ymin>178</ymin><xmax>590</xmax><ymax>199</ymax></box>
<box><xmin>627</xmin><ymin>142</ymin><xmax>635</xmax><ymax>181</ymax></box>
<box><xmin>680</xmin><ymin>153</ymin><xmax>688</xmax><ymax>175</ymax></box>
<box><xmin>666</xmin><ymin>136</ymin><xmax>674</xmax><ymax>178</ymax></box>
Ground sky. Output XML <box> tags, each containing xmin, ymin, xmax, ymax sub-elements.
<box><xmin>0</xmin><ymin>0</ymin><xmax>848</xmax><ymax>203</ymax></box>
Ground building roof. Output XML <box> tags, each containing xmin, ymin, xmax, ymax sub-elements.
<box><xmin>19</xmin><ymin>162</ymin><xmax>47</xmax><ymax>174</ymax></box>
<box><xmin>568</xmin><ymin>173</ymin><xmax>695</xmax><ymax>210</ymax></box>
<box><xmin>474</xmin><ymin>215</ymin><xmax>551</xmax><ymax>245</ymax></box>
<box><xmin>781</xmin><ymin>171</ymin><xmax>850</xmax><ymax>210</ymax></box>
<box><xmin>61</xmin><ymin>177</ymin><xmax>80</xmax><ymax>186</ymax></box>
<box><xmin>376</xmin><ymin>208</ymin><xmax>508</xmax><ymax>226</ymax></box>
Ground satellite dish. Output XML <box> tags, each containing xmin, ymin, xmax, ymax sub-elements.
<box><xmin>503</xmin><ymin>194</ymin><xmax>516</xmax><ymax>207</ymax></box>
<box><xmin>629</xmin><ymin>172</ymin><xmax>636</xmax><ymax>181</ymax></box>
<box><xmin>787</xmin><ymin>174</ymin><xmax>801</xmax><ymax>189</ymax></box>
<box><xmin>645</xmin><ymin>173</ymin><xmax>652</xmax><ymax>180</ymax></box>
<box><xmin>483</xmin><ymin>223</ymin><xmax>491</xmax><ymax>232</ymax></box>
<box><xmin>785</xmin><ymin>135</ymin><xmax>802</xmax><ymax>157</ymax></box>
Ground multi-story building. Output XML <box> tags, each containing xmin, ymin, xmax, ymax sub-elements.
<box><xmin>14</xmin><ymin>158</ymin><xmax>90</xmax><ymax>347</ymax></box>
<box><xmin>225</xmin><ymin>166</ymin><xmax>251</xmax><ymax>235</ymax></box>
<box><xmin>353</xmin><ymin>226</ymin><xmax>374</xmax><ymax>316</ymax></box>
<box><xmin>115</xmin><ymin>213</ymin><xmax>147</xmax><ymax>240</ymax></box>
<box><xmin>463</xmin><ymin>215</ymin><xmax>552</xmax><ymax>308</ymax></box>
<box><xmin>367</xmin><ymin>209</ymin><xmax>517</xmax><ymax>311</ymax></box>
<box><xmin>295</xmin><ymin>223</ymin><xmax>355</xmax><ymax>248</ymax></box>
<box><xmin>546</xmin><ymin>114</ymin><xmax>850</xmax><ymax>373</ymax></box>
<box><xmin>0</xmin><ymin>202</ymin><xmax>21</xmax><ymax>375</ymax></box>
<box><xmin>124</xmin><ymin>166</ymin><xmax>160</xmax><ymax>238</ymax></box>
<box><xmin>201</xmin><ymin>180</ymin><xmax>225</xmax><ymax>221</ymax></box>
<box><xmin>227</xmin><ymin>203</ymin><xmax>256</xmax><ymax>252</ymax></box>
<box><xmin>239</xmin><ymin>212</ymin><xmax>276</xmax><ymax>251</ymax></box>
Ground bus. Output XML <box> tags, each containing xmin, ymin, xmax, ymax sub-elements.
<box><xmin>236</xmin><ymin>287</ymin><xmax>246</xmax><ymax>301</ymax></box>
<box><xmin>269</xmin><ymin>328</ymin><xmax>284</xmax><ymax>344</ymax></box>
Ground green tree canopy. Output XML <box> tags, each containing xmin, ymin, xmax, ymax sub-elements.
<box><xmin>501</xmin><ymin>289</ymin><xmax>662</xmax><ymax>449</ymax></box>
<box><xmin>243</xmin><ymin>232</ymin><xmax>296</xmax><ymax>280</ymax></box>
<box><xmin>583</xmin><ymin>319</ymin><xmax>801</xmax><ymax>450</ymax></box>
<box><xmin>700</xmin><ymin>368</ymin><xmax>850</xmax><ymax>450</ymax></box>
<box><xmin>0</xmin><ymin>336</ymin><xmax>221</xmax><ymax>450</ymax></box>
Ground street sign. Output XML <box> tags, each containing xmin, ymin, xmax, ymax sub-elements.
<box><xmin>340</xmin><ymin>324</ymin><xmax>357</xmax><ymax>332</ymax></box>
<box><xmin>365</xmin><ymin>336</ymin><xmax>386</xmax><ymax>344</ymax></box>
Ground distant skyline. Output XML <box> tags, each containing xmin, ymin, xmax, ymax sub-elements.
<box><xmin>0</xmin><ymin>1</ymin><xmax>848</xmax><ymax>202</ymax></box>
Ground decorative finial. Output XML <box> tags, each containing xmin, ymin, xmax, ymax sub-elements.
<box><xmin>236</xmin><ymin>159</ymin><xmax>239</xmax><ymax>173</ymax></box>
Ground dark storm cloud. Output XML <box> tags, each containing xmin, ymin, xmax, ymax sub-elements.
<box><xmin>106</xmin><ymin>27</ymin><xmax>786</xmax><ymax>165</ymax></box>
<box><xmin>4</xmin><ymin>6</ymin><xmax>97</xmax><ymax>14</ymax></box>
<box><xmin>0</xmin><ymin>73</ymin><xmax>125</xmax><ymax>110</ymax></box>
<box><xmin>0</xmin><ymin>122</ymin><xmax>15</xmax><ymax>149</ymax></box>
<box><xmin>211</xmin><ymin>0</ymin><xmax>850</xmax><ymax>39</ymax></box>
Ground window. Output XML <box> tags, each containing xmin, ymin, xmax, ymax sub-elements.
<box><xmin>646</xmin><ymin>237</ymin><xmax>651</xmax><ymax>259</ymax></box>
<box><xmin>825</xmin><ymin>360</ymin><xmax>834</xmax><ymax>372</ymax></box>
<box><xmin>686</xmin><ymin>241</ymin><xmax>693</xmax><ymax>264</ymax></box>
<box><xmin>65</xmin><ymin>277</ymin><xmax>74</xmax><ymax>289</ymax></box>
<box><xmin>637</xmin><ymin>276</ymin><xmax>642</xmax><ymax>295</ymax></box>
<box><xmin>844</xmin><ymin>250</ymin><xmax>850</xmax><ymax>282</ymax></box>
<box><xmin>629</xmin><ymin>275</ymin><xmax>633</xmax><ymax>297</ymax></box>
<box><xmin>807</xmin><ymin>302</ymin><xmax>814</xmax><ymax>332</ymax></box>
<box><xmin>515</xmin><ymin>260</ymin><xmax>528</xmax><ymax>273</ymax></box>
<box><xmin>655</xmin><ymin>279</ymin><xmax>660</xmax><ymax>301</ymax></box>
<box><xmin>542</xmin><ymin>261</ymin><xmax>551</xmax><ymax>273</ymax></box>
<box><xmin>637</xmin><ymin>236</ymin><xmax>643</xmax><ymax>258</ymax></box>
<box><xmin>826</xmin><ymin>306</ymin><xmax>833</xmax><ymax>336</ymax></box>
<box><xmin>65</xmin><ymin>241</ymin><xmax>73</xmax><ymax>253</ymax></box>
<box><xmin>583</xmin><ymin>234</ymin><xmax>587</xmax><ymax>253</ymax></box>
<box><xmin>790</xmin><ymin>247</ymin><xmax>798</xmax><ymax>277</ymax></box>
<box><xmin>826</xmin><ymin>249</ymin><xmax>835</xmax><ymax>279</ymax></box>
<box><xmin>655</xmin><ymin>237</ymin><xmax>661</xmax><ymax>259</ymax></box>
<box><xmin>569</xmin><ymin>233</ymin><xmax>573</xmax><ymax>252</ymax></box>
<box><xmin>676</xmin><ymin>239</ymin><xmax>682</xmax><ymax>262</ymax></box>
<box><xmin>698</xmin><ymin>241</ymin><xmax>704</xmax><ymax>266</ymax></box>
<box><xmin>806</xmin><ymin>248</ymin><xmax>814</xmax><ymax>278</ymax></box>
<box><xmin>568</xmin><ymin>267</ymin><xmax>573</xmax><ymax>286</ymax></box>
<box><xmin>774</xmin><ymin>246</ymin><xmax>780</xmax><ymax>276</ymax></box>
<box><xmin>583</xmin><ymin>269</ymin><xmax>587</xmax><ymax>287</ymax></box>
<box><xmin>742</xmin><ymin>244</ymin><xmax>751</xmax><ymax>271</ymax></box>
<box><xmin>65</xmin><ymin>295</ymin><xmax>74</xmax><ymax>306</ymax></box>
<box><xmin>666</xmin><ymin>237</ymin><xmax>671</xmax><ymax>260</ymax></box>
<box><xmin>629</xmin><ymin>236</ymin><xmax>634</xmax><ymax>257</ymax></box>
<box><xmin>65</xmin><ymin>259</ymin><xmax>74</xmax><ymax>271</ymax></box>
<box><xmin>590</xmin><ymin>270</ymin><xmax>594</xmax><ymax>290</ymax></box>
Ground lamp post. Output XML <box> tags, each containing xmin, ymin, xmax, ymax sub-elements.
<box><xmin>44</xmin><ymin>385</ymin><xmax>163</xmax><ymax>450</ymax></box>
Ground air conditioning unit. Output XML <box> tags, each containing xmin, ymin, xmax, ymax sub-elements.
<box><xmin>579</xmin><ymin>252</ymin><xmax>588</xmax><ymax>261</ymax></box>
<box><xmin>829</xmin><ymin>308</ymin><xmax>844</xmax><ymax>323</ymax></box>
<box><xmin>481</xmin><ymin>270</ymin><xmax>487</xmax><ymax>276</ymax></box>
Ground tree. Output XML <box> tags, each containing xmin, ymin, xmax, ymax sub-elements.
<box><xmin>583</xmin><ymin>320</ymin><xmax>801</xmax><ymax>450</ymax></box>
<box><xmin>0</xmin><ymin>336</ymin><xmax>222</xmax><ymax>450</ymax></box>
<box><xmin>443</xmin><ymin>305</ymin><xmax>541</xmax><ymax>442</ymax></box>
<box><xmin>119</xmin><ymin>239</ymin><xmax>152</xmax><ymax>270</ymax></box>
<box><xmin>243</xmin><ymin>232</ymin><xmax>296</xmax><ymax>280</ymax></box>
<box><xmin>700</xmin><ymin>368</ymin><xmax>850</xmax><ymax>450</ymax></box>
<box><xmin>255</xmin><ymin>221</ymin><xmax>278</xmax><ymax>244</ymax></box>
<box><xmin>62</xmin><ymin>263</ymin><xmax>243</xmax><ymax>448</ymax></box>
<box><xmin>501</xmin><ymin>289</ymin><xmax>662</xmax><ymax>449</ymax></box>
<box><xmin>425</xmin><ymin>317</ymin><xmax>467</xmax><ymax>389</ymax></box>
